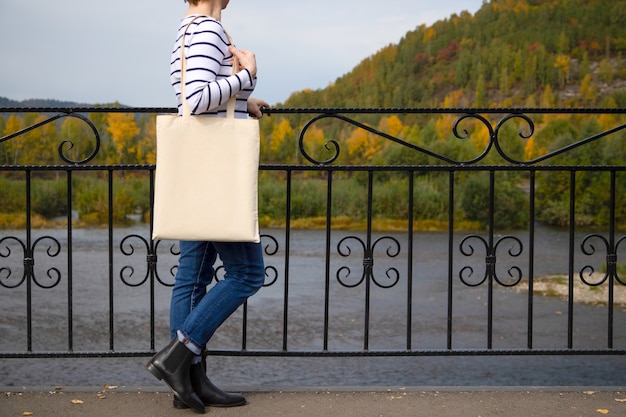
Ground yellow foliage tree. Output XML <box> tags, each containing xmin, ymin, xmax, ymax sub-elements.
<box><xmin>436</xmin><ymin>90</ymin><xmax>465</xmax><ymax>140</ymax></box>
<box><xmin>23</xmin><ymin>114</ymin><xmax>58</xmax><ymax>165</ymax></box>
<box><xmin>378</xmin><ymin>115</ymin><xmax>405</xmax><ymax>138</ymax></box>
<box><xmin>107</xmin><ymin>113</ymin><xmax>140</xmax><ymax>164</ymax></box>
<box><xmin>524</xmin><ymin>137</ymin><xmax>536</xmax><ymax>161</ymax></box>
<box><xmin>579</xmin><ymin>73</ymin><xmax>596</xmax><ymax>105</ymax></box>
<box><xmin>136</xmin><ymin>114</ymin><xmax>156</xmax><ymax>165</ymax></box>
<box><xmin>541</xmin><ymin>84</ymin><xmax>556</xmax><ymax>107</ymax></box>
<box><xmin>345</xmin><ymin>126</ymin><xmax>383</xmax><ymax>163</ymax></box>
<box><xmin>423</xmin><ymin>27</ymin><xmax>436</xmax><ymax>56</ymax></box>
<box><xmin>1</xmin><ymin>114</ymin><xmax>24</xmax><ymax>164</ymax></box>
<box><xmin>472</xmin><ymin>120</ymin><xmax>491</xmax><ymax>153</ymax></box>
<box><xmin>492</xmin><ymin>0</ymin><xmax>530</xmax><ymax>13</ymax></box>
<box><xmin>299</xmin><ymin>124</ymin><xmax>327</xmax><ymax>165</ymax></box>
<box><xmin>553</xmin><ymin>54</ymin><xmax>570</xmax><ymax>86</ymax></box>
<box><xmin>597</xmin><ymin>97</ymin><xmax>618</xmax><ymax>131</ymax></box>
<box><xmin>268</xmin><ymin>118</ymin><xmax>295</xmax><ymax>162</ymax></box>
<box><xmin>270</xmin><ymin>118</ymin><xmax>293</xmax><ymax>154</ymax></box>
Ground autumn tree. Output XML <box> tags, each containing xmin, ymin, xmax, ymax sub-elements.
<box><xmin>579</xmin><ymin>73</ymin><xmax>596</xmax><ymax>105</ymax></box>
<box><xmin>22</xmin><ymin>114</ymin><xmax>58</xmax><ymax>166</ymax></box>
<box><xmin>267</xmin><ymin>118</ymin><xmax>295</xmax><ymax>163</ymax></box>
<box><xmin>134</xmin><ymin>114</ymin><xmax>156</xmax><ymax>165</ymax></box>
<box><xmin>554</xmin><ymin>54</ymin><xmax>571</xmax><ymax>87</ymax></box>
<box><xmin>1</xmin><ymin>115</ymin><xmax>24</xmax><ymax>165</ymax></box>
<box><xmin>106</xmin><ymin>113</ymin><xmax>140</xmax><ymax>164</ymax></box>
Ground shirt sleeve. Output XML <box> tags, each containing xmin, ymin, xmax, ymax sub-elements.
<box><xmin>171</xmin><ymin>17</ymin><xmax>256</xmax><ymax>115</ymax></box>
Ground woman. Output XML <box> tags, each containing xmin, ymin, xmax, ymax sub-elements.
<box><xmin>145</xmin><ymin>0</ymin><xmax>269</xmax><ymax>413</ymax></box>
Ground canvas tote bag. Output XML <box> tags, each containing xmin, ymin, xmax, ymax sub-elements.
<box><xmin>152</xmin><ymin>18</ymin><xmax>260</xmax><ymax>242</ymax></box>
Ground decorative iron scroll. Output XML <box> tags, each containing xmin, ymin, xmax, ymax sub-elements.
<box><xmin>0</xmin><ymin>112</ymin><xmax>101</xmax><ymax>164</ymax></box>
<box><xmin>0</xmin><ymin>235</ymin><xmax>62</xmax><ymax>289</ymax></box>
<box><xmin>459</xmin><ymin>234</ymin><xmax>524</xmax><ymax>288</ymax></box>
<box><xmin>293</xmin><ymin>109</ymin><xmax>626</xmax><ymax>166</ymax></box>
<box><xmin>580</xmin><ymin>233</ymin><xmax>626</xmax><ymax>286</ymax></box>
<box><xmin>120</xmin><ymin>235</ymin><xmax>172</xmax><ymax>287</ymax></box>
<box><xmin>259</xmin><ymin>234</ymin><xmax>279</xmax><ymax>287</ymax></box>
<box><xmin>336</xmin><ymin>235</ymin><xmax>401</xmax><ymax>289</ymax></box>
<box><xmin>2</xmin><ymin>107</ymin><xmax>625</xmax><ymax>166</ymax></box>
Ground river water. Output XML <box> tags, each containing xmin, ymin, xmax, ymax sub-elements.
<box><xmin>1</xmin><ymin>225</ymin><xmax>625</xmax><ymax>387</ymax></box>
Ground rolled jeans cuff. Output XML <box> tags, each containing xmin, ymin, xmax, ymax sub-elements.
<box><xmin>177</xmin><ymin>330</ymin><xmax>202</xmax><ymax>355</ymax></box>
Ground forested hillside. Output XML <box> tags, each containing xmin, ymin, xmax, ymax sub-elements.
<box><xmin>258</xmin><ymin>0</ymin><xmax>626</xmax><ymax>166</ymax></box>
<box><xmin>281</xmin><ymin>0</ymin><xmax>626</xmax><ymax>109</ymax></box>
<box><xmin>0</xmin><ymin>97</ymin><xmax>94</xmax><ymax>108</ymax></box>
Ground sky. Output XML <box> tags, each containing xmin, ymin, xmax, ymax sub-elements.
<box><xmin>0</xmin><ymin>0</ymin><xmax>484</xmax><ymax>107</ymax></box>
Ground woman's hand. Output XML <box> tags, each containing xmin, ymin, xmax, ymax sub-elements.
<box><xmin>247</xmin><ymin>97</ymin><xmax>270</xmax><ymax>119</ymax></box>
<box><xmin>229</xmin><ymin>46</ymin><xmax>257</xmax><ymax>78</ymax></box>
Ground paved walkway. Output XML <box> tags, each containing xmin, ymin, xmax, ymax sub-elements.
<box><xmin>2</xmin><ymin>386</ymin><xmax>626</xmax><ymax>417</ymax></box>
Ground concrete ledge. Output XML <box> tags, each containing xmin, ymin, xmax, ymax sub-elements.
<box><xmin>3</xmin><ymin>386</ymin><xmax>626</xmax><ymax>417</ymax></box>
<box><xmin>2</xmin><ymin>385</ymin><xmax>626</xmax><ymax>392</ymax></box>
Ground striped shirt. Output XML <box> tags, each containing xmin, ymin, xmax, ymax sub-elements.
<box><xmin>170</xmin><ymin>15</ymin><xmax>255</xmax><ymax>118</ymax></box>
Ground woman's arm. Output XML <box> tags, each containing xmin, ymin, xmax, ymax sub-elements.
<box><xmin>172</xmin><ymin>18</ymin><xmax>256</xmax><ymax>114</ymax></box>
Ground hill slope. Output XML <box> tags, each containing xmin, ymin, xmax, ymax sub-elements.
<box><xmin>283</xmin><ymin>0</ymin><xmax>626</xmax><ymax>109</ymax></box>
<box><xmin>0</xmin><ymin>97</ymin><xmax>122</xmax><ymax>108</ymax></box>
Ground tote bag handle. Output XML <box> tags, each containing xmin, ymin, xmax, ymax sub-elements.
<box><xmin>179</xmin><ymin>16</ymin><xmax>237</xmax><ymax>118</ymax></box>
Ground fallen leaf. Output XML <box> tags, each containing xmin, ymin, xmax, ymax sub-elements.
<box><xmin>97</xmin><ymin>393</ymin><xmax>107</xmax><ymax>399</ymax></box>
<box><xmin>71</xmin><ymin>399</ymin><xmax>84</xmax><ymax>405</ymax></box>
<box><xmin>596</xmin><ymin>409</ymin><xmax>609</xmax><ymax>414</ymax></box>
<box><xmin>22</xmin><ymin>412</ymin><xmax>33</xmax><ymax>416</ymax></box>
<box><xmin>54</xmin><ymin>386</ymin><xmax>63</xmax><ymax>391</ymax></box>
<box><xmin>615</xmin><ymin>398</ymin><xmax>626</xmax><ymax>403</ymax></box>
<box><xmin>584</xmin><ymin>391</ymin><xmax>596</xmax><ymax>395</ymax></box>
<box><xmin>103</xmin><ymin>384</ymin><xmax>119</xmax><ymax>390</ymax></box>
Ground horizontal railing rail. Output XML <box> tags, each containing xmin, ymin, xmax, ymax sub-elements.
<box><xmin>1</xmin><ymin>107</ymin><xmax>625</xmax><ymax>360</ymax></box>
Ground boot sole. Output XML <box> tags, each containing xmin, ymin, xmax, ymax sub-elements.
<box><xmin>146</xmin><ymin>363</ymin><xmax>205</xmax><ymax>414</ymax></box>
<box><xmin>173</xmin><ymin>397</ymin><xmax>247</xmax><ymax>409</ymax></box>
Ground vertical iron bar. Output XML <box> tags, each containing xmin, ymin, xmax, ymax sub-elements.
<box><xmin>568</xmin><ymin>170</ymin><xmax>576</xmax><ymax>349</ymax></box>
<box><xmin>282</xmin><ymin>169</ymin><xmax>292</xmax><ymax>351</ymax></box>
<box><xmin>447</xmin><ymin>171</ymin><xmax>455</xmax><ymax>350</ymax></box>
<box><xmin>364</xmin><ymin>171</ymin><xmax>374</xmax><ymax>351</ymax></box>
<box><xmin>487</xmin><ymin>171</ymin><xmax>495</xmax><ymax>350</ymax></box>
<box><xmin>108</xmin><ymin>169</ymin><xmax>115</xmax><ymax>351</ymax></box>
<box><xmin>149</xmin><ymin>167</ymin><xmax>156</xmax><ymax>350</ymax></box>
<box><xmin>406</xmin><ymin>171</ymin><xmax>414</xmax><ymax>350</ymax></box>
<box><xmin>608</xmin><ymin>170</ymin><xmax>615</xmax><ymax>349</ymax></box>
<box><xmin>67</xmin><ymin>169</ymin><xmax>74</xmax><ymax>351</ymax></box>
<box><xmin>241</xmin><ymin>302</ymin><xmax>248</xmax><ymax>350</ymax></box>
<box><xmin>527</xmin><ymin>171</ymin><xmax>536</xmax><ymax>350</ymax></box>
<box><xmin>323</xmin><ymin>170</ymin><xmax>333</xmax><ymax>351</ymax></box>
<box><xmin>25</xmin><ymin>170</ymin><xmax>33</xmax><ymax>352</ymax></box>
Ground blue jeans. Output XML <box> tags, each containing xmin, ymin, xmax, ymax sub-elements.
<box><xmin>169</xmin><ymin>240</ymin><xmax>265</xmax><ymax>348</ymax></box>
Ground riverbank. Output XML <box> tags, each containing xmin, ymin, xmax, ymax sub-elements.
<box><xmin>517</xmin><ymin>273</ymin><xmax>626</xmax><ymax>309</ymax></box>
<box><xmin>0</xmin><ymin>215</ymin><xmax>477</xmax><ymax>232</ymax></box>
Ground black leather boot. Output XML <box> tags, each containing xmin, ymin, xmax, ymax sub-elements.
<box><xmin>173</xmin><ymin>355</ymin><xmax>246</xmax><ymax>408</ymax></box>
<box><xmin>145</xmin><ymin>338</ymin><xmax>205</xmax><ymax>413</ymax></box>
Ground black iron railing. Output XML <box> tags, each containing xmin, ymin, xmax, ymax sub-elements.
<box><xmin>1</xmin><ymin>107</ymin><xmax>625</xmax><ymax>359</ymax></box>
